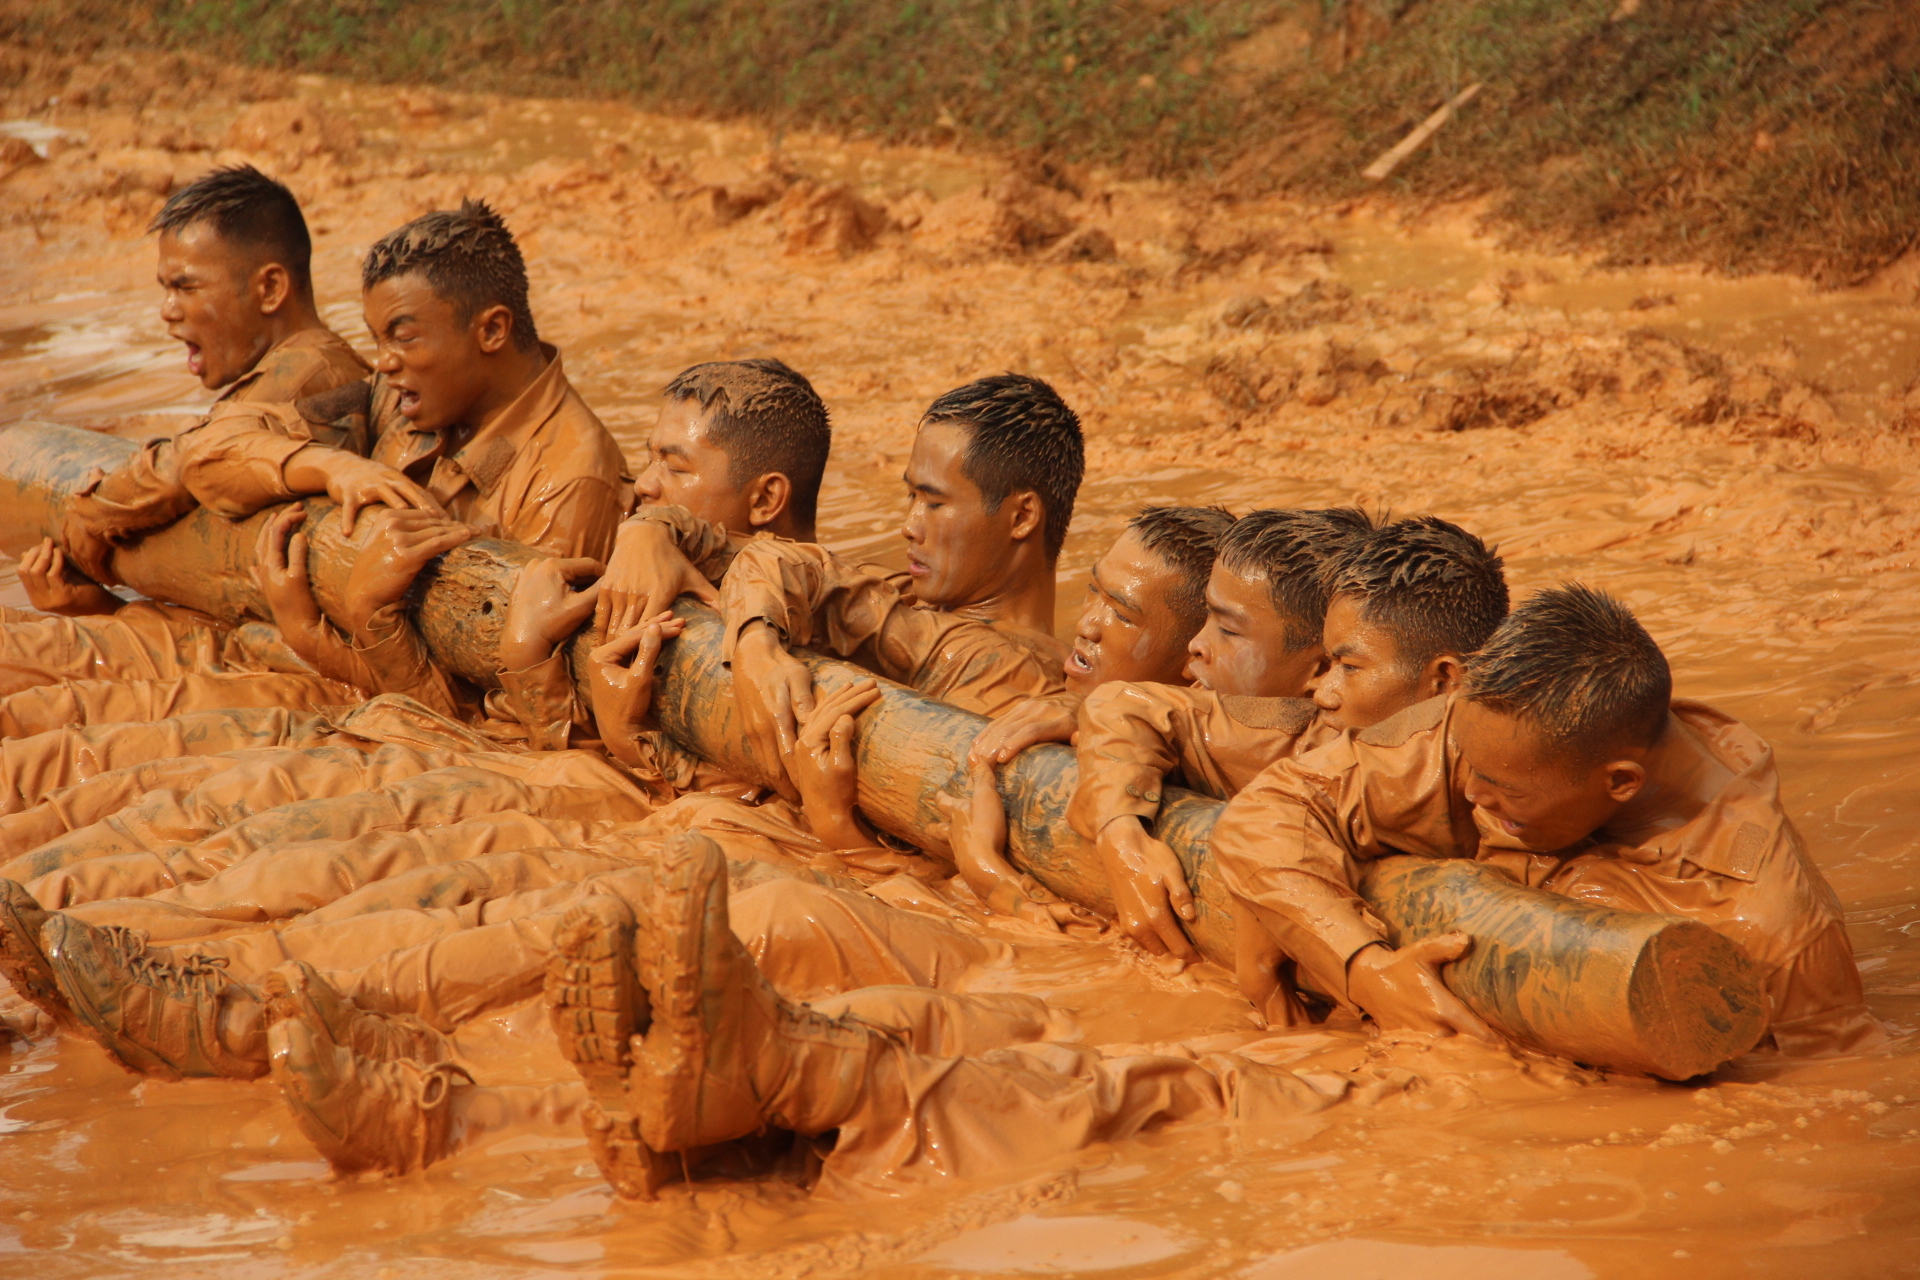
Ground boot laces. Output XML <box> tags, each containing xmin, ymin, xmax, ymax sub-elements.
<box><xmin>97</xmin><ymin>925</ymin><xmax>230</xmax><ymax>1000</ymax></box>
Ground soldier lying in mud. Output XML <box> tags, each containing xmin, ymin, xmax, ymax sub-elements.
<box><xmin>0</xmin><ymin>164</ymin><xmax>1884</xmax><ymax>1206</ymax></box>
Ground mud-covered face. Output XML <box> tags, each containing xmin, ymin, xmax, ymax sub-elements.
<box><xmin>156</xmin><ymin>223</ymin><xmax>270</xmax><ymax>390</ymax></box>
<box><xmin>635</xmin><ymin>398</ymin><xmax>754</xmax><ymax>529</ymax></box>
<box><xmin>1065</xmin><ymin>529</ymin><xmax>1193</xmax><ymax>695</ymax></box>
<box><xmin>1313</xmin><ymin>593</ymin><xmax>1430</xmax><ymax>732</ymax></box>
<box><xmin>1453</xmin><ymin>699</ymin><xmax>1643</xmax><ymax>853</ymax></box>
<box><xmin>900</xmin><ymin>421</ymin><xmax>1033</xmax><ymax>609</ymax></box>
<box><xmin>363</xmin><ymin>273</ymin><xmax>493</xmax><ymax>434</ymax></box>
<box><xmin>1185</xmin><ymin>562</ymin><xmax>1322</xmax><ymax>698</ymax></box>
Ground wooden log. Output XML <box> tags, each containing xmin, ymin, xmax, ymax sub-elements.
<box><xmin>0</xmin><ymin>422</ymin><xmax>534</xmax><ymax>688</ymax></box>
<box><xmin>1359</xmin><ymin>858</ymin><xmax>1766</xmax><ymax>1079</ymax></box>
<box><xmin>0</xmin><ymin>419</ymin><xmax>1767</xmax><ymax>1078</ymax></box>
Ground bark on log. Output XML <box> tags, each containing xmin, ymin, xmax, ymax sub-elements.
<box><xmin>0</xmin><ymin>421</ymin><xmax>1767</xmax><ymax>1078</ymax></box>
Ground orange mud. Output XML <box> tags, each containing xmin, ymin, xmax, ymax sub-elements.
<box><xmin>2</xmin><ymin>51</ymin><xmax>1919</xmax><ymax>1280</ymax></box>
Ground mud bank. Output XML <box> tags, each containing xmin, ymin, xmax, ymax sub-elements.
<box><xmin>1</xmin><ymin>54</ymin><xmax>1918</xmax><ymax>1280</ymax></box>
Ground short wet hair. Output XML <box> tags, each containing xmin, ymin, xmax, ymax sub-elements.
<box><xmin>1127</xmin><ymin>505</ymin><xmax>1236</xmax><ymax>630</ymax></box>
<box><xmin>1464</xmin><ymin>584</ymin><xmax>1672</xmax><ymax>762</ymax></box>
<box><xmin>921</xmin><ymin>374</ymin><xmax>1085</xmax><ymax>560</ymax></box>
<box><xmin>1217</xmin><ymin>507</ymin><xmax>1375</xmax><ymax>650</ymax></box>
<box><xmin>664</xmin><ymin>359</ymin><xmax>831</xmax><ymax>524</ymax></box>
<box><xmin>150</xmin><ymin>165</ymin><xmax>313</xmax><ymax>295</ymax></box>
<box><xmin>1324</xmin><ymin>516</ymin><xmax>1508</xmax><ymax>671</ymax></box>
<box><xmin>362</xmin><ymin>199</ymin><xmax>538</xmax><ymax>351</ymax></box>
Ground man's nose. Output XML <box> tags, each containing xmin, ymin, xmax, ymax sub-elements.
<box><xmin>633</xmin><ymin>465</ymin><xmax>661</xmax><ymax>499</ymax></box>
<box><xmin>160</xmin><ymin>292</ymin><xmax>184</xmax><ymax>322</ymax></box>
<box><xmin>374</xmin><ymin>346</ymin><xmax>401</xmax><ymax>374</ymax></box>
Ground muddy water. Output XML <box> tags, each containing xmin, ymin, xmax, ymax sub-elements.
<box><xmin>2</xmin><ymin>65</ymin><xmax>1919</xmax><ymax>1279</ymax></box>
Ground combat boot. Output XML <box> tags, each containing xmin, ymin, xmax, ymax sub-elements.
<box><xmin>42</xmin><ymin>914</ymin><xmax>264</xmax><ymax>1080</ymax></box>
<box><xmin>260</xmin><ymin>960</ymin><xmax>452</xmax><ymax>1066</ymax></box>
<box><xmin>545</xmin><ymin>892</ymin><xmax>674</xmax><ymax>1200</ymax></box>
<box><xmin>628</xmin><ymin>833</ymin><xmax>900</xmax><ymax>1153</ymax></box>
<box><xmin>268</xmin><ymin>1014</ymin><xmax>473</xmax><ymax>1177</ymax></box>
<box><xmin>0</xmin><ymin>879</ymin><xmax>67</xmax><ymax>1027</ymax></box>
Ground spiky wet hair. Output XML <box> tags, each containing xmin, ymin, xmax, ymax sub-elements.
<box><xmin>149</xmin><ymin>165</ymin><xmax>313</xmax><ymax>294</ymax></box>
<box><xmin>362</xmin><ymin>199</ymin><xmax>538</xmax><ymax>350</ymax></box>
<box><xmin>921</xmin><ymin>373</ymin><xmax>1084</xmax><ymax>560</ymax></box>
<box><xmin>1324</xmin><ymin>516</ymin><xmax>1508</xmax><ymax>671</ymax></box>
<box><xmin>1464</xmin><ymin>584</ymin><xmax>1672</xmax><ymax>762</ymax></box>
<box><xmin>1216</xmin><ymin>507</ymin><xmax>1375</xmax><ymax>650</ymax></box>
<box><xmin>1126</xmin><ymin>505</ymin><xmax>1236</xmax><ymax>630</ymax></box>
<box><xmin>664</xmin><ymin>358</ymin><xmax>832</xmax><ymax>525</ymax></box>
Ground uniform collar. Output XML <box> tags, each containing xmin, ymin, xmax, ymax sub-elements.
<box><xmin>405</xmin><ymin>344</ymin><xmax>567</xmax><ymax>501</ymax></box>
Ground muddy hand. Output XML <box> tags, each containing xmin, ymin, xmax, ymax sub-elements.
<box><xmin>791</xmin><ymin>678</ymin><xmax>883</xmax><ymax>849</ymax></box>
<box><xmin>341</xmin><ymin>509</ymin><xmax>476</xmax><ymax>635</ymax></box>
<box><xmin>1095</xmin><ymin>814</ymin><xmax>1197</xmax><ymax>961</ymax></box>
<box><xmin>327</xmin><ymin>455</ymin><xmax>445</xmax><ymax>537</ymax></box>
<box><xmin>251</xmin><ymin>504</ymin><xmax>321</xmax><ymax>631</ymax></box>
<box><xmin>594</xmin><ymin>519</ymin><xmax>717</xmax><ymax>642</ymax></box>
<box><xmin>502</xmin><ymin>556</ymin><xmax>605</xmax><ymax>671</ymax></box>
<box><xmin>15</xmin><ymin>537</ymin><xmax>66</xmax><ymax>611</ymax></box>
<box><xmin>586</xmin><ymin>609</ymin><xmax>687</xmax><ymax>761</ymax></box>
<box><xmin>968</xmin><ymin>695</ymin><xmax>1077</xmax><ymax>767</ymax></box>
<box><xmin>1345</xmin><ymin>932</ymin><xmax>1494</xmax><ymax>1041</ymax></box>
<box><xmin>731</xmin><ymin>620</ymin><xmax>816</xmax><ymax>801</ymax></box>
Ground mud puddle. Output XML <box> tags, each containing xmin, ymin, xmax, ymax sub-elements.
<box><xmin>2</xmin><ymin>57</ymin><xmax>1919</xmax><ymax>1280</ymax></box>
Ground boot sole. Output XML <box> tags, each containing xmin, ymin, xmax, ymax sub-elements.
<box><xmin>0</xmin><ymin>884</ymin><xmax>67</xmax><ymax>1026</ymax></box>
<box><xmin>546</xmin><ymin>896</ymin><xmax>644</xmax><ymax>1118</ymax></box>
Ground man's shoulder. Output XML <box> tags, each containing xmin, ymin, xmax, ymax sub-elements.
<box><xmin>230</xmin><ymin>328</ymin><xmax>370</xmax><ymax>405</ymax></box>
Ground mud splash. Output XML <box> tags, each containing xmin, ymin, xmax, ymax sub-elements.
<box><xmin>1</xmin><ymin>54</ymin><xmax>1918</xmax><ymax>1279</ymax></box>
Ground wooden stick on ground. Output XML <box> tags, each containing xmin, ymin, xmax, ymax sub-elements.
<box><xmin>1363</xmin><ymin>82</ymin><xmax>1483</xmax><ymax>181</ymax></box>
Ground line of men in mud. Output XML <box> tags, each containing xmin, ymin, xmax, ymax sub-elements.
<box><xmin>0</xmin><ymin>166</ymin><xmax>1883</xmax><ymax>1199</ymax></box>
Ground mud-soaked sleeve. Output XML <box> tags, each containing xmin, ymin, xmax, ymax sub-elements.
<box><xmin>625</xmin><ymin>504</ymin><xmax>741</xmax><ymax>582</ymax></box>
<box><xmin>1758</xmin><ymin>919</ymin><xmax>1885</xmax><ymax>1057</ymax></box>
<box><xmin>345</xmin><ymin>605</ymin><xmax>462</xmax><ymax>718</ymax></box>
<box><xmin>493</xmin><ymin>651</ymin><xmax>590</xmax><ymax>752</ymax></box>
<box><xmin>174</xmin><ymin>402</ymin><xmax>316</xmax><ymax>518</ymax></box>
<box><xmin>503</xmin><ymin>477</ymin><xmax>626</xmax><ymax>561</ymax></box>
<box><xmin>1069</xmin><ymin>683</ymin><xmax>1209</xmax><ymax>838</ymax></box>
<box><xmin>717</xmin><ymin>539</ymin><xmax>902</xmax><ymax>663</ymax></box>
<box><xmin>1069</xmin><ymin>686</ymin><xmax>1324</xmax><ymax>840</ymax></box>
<box><xmin>1209</xmin><ymin>699</ymin><xmax>1470</xmax><ymax>1004</ymax></box>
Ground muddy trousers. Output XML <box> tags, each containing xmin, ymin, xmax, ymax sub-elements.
<box><xmin>0</xmin><ymin>707</ymin><xmax>347</xmax><ymax>816</ymax></box>
<box><xmin>0</xmin><ymin>670</ymin><xmax>359</xmax><ymax>739</ymax></box>
<box><xmin>152</xmin><ymin>869</ymin><xmax>1046</xmax><ymax>1039</ymax></box>
<box><xmin>0</xmin><ymin>603</ymin><xmax>228</xmax><ymax>695</ymax></box>
<box><xmin>434</xmin><ymin>981</ymin><xmax>1083</xmax><ymax>1167</ymax></box>
<box><xmin>11</xmin><ymin>751</ymin><xmax>656</xmax><ymax>907</ymax></box>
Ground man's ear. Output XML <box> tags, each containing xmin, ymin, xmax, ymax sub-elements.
<box><xmin>745</xmin><ymin>472</ymin><xmax>792</xmax><ymax>529</ymax></box>
<box><xmin>1424</xmin><ymin>653</ymin><xmax>1466</xmax><ymax>700</ymax></box>
<box><xmin>1601</xmin><ymin>758</ymin><xmax>1646</xmax><ymax>805</ymax></box>
<box><xmin>253</xmin><ymin>262</ymin><xmax>293</xmax><ymax>317</ymax></box>
<box><xmin>1005</xmin><ymin>490</ymin><xmax>1044</xmax><ymax>542</ymax></box>
<box><xmin>473</xmin><ymin>302</ymin><xmax>515</xmax><ymax>355</ymax></box>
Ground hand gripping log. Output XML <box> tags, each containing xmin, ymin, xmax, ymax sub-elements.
<box><xmin>0</xmin><ymin>422</ymin><xmax>1766</xmax><ymax>1079</ymax></box>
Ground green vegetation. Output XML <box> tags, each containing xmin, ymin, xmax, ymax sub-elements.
<box><xmin>6</xmin><ymin>0</ymin><xmax>1916</xmax><ymax>282</ymax></box>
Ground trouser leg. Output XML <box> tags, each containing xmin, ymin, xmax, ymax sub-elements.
<box><xmin>0</xmin><ymin>671</ymin><xmax>359</xmax><ymax>738</ymax></box>
<box><xmin>0</xmin><ymin>603</ymin><xmax>223</xmax><ymax>696</ymax></box>
<box><xmin>0</xmin><ymin>708</ymin><xmax>346</xmax><ymax>816</ymax></box>
<box><xmin>729</xmin><ymin>878</ymin><xmax>1005</xmax><ymax>1000</ymax></box>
